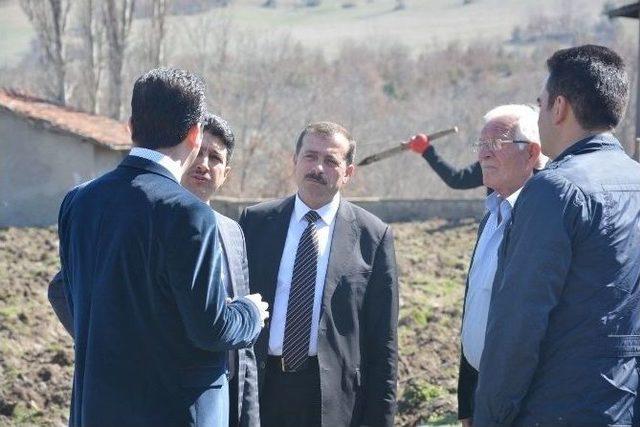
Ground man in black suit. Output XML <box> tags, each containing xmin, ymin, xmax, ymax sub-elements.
<box><xmin>57</xmin><ymin>68</ymin><xmax>268</xmax><ymax>427</ymax></box>
<box><xmin>239</xmin><ymin>122</ymin><xmax>399</xmax><ymax>427</ymax></box>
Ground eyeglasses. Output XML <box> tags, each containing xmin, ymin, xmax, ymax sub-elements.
<box><xmin>471</xmin><ymin>139</ymin><xmax>532</xmax><ymax>152</ymax></box>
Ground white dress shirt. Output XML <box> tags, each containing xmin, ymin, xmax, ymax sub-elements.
<box><xmin>129</xmin><ymin>147</ymin><xmax>183</xmax><ymax>182</ymax></box>
<box><xmin>268</xmin><ymin>192</ymin><xmax>340</xmax><ymax>356</ymax></box>
<box><xmin>461</xmin><ymin>188</ymin><xmax>522</xmax><ymax>370</ymax></box>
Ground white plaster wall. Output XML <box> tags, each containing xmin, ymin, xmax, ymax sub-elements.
<box><xmin>0</xmin><ymin>112</ymin><xmax>125</xmax><ymax>227</ymax></box>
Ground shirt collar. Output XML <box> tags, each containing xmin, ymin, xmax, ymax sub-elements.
<box><xmin>485</xmin><ymin>187</ymin><xmax>522</xmax><ymax>222</ymax></box>
<box><xmin>129</xmin><ymin>147</ymin><xmax>183</xmax><ymax>182</ymax></box>
<box><xmin>293</xmin><ymin>192</ymin><xmax>341</xmax><ymax>226</ymax></box>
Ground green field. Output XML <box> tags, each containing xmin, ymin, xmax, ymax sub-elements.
<box><xmin>0</xmin><ymin>0</ymin><xmax>632</xmax><ymax>66</ymax></box>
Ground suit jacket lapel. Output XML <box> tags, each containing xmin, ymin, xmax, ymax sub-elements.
<box><xmin>320</xmin><ymin>200</ymin><xmax>358</xmax><ymax>320</ymax></box>
<box><xmin>263</xmin><ymin>196</ymin><xmax>295</xmax><ymax>308</ymax></box>
<box><xmin>215</xmin><ymin>215</ymin><xmax>237</xmax><ymax>297</ymax></box>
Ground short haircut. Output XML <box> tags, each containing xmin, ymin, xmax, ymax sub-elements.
<box><xmin>295</xmin><ymin>121</ymin><xmax>356</xmax><ymax>165</ymax></box>
<box><xmin>130</xmin><ymin>67</ymin><xmax>206</xmax><ymax>149</ymax></box>
<box><xmin>545</xmin><ymin>44</ymin><xmax>629</xmax><ymax>130</ymax></box>
<box><xmin>483</xmin><ymin>104</ymin><xmax>540</xmax><ymax>145</ymax></box>
<box><xmin>203</xmin><ymin>113</ymin><xmax>235</xmax><ymax>164</ymax></box>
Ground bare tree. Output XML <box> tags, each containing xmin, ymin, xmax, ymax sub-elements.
<box><xmin>147</xmin><ymin>0</ymin><xmax>168</xmax><ymax>67</ymax></box>
<box><xmin>103</xmin><ymin>0</ymin><xmax>136</xmax><ymax>119</ymax></box>
<box><xmin>19</xmin><ymin>0</ymin><xmax>72</xmax><ymax>105</ymax></box>
<box><xmin>77</xmin><ymin>0</ymin><xmax>106</xmax><ymax>113</ymax></box>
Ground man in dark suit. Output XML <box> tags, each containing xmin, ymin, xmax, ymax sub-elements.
<box><xmin>182</xmin><ymin>113</ymin><xmax>260</xmax><ymax>427</ymax></box>
<box><xmin>57</xmin><ymin>68</ymin><xmax>268</xmax><ymax>427</ymax></box>
<box><xmin>50</xmin><ymin>113</ymin><xmax>261</xmax><ymax>426</ymax></box>
<box><xmin>474</xmin><ymin>45</ymin><xmax>640</xmax><ymax>426</ymax></box>
<box><xmin>452</xmin><ymin>105</ymin><xmax>545</xmax><ymax>426</ymax></box>
<box><xmin>239</xmin><ymin>122</ymin><xmax>399</xmax><ymax>427</ymax></box>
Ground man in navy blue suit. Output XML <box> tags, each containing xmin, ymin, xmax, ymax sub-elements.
<box><xmin>57</xmin><ymin>68</ymin><xmax>268</xmax><ymax>427</ymax></box>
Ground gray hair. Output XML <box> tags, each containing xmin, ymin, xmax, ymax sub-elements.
<box><xmin>483</xmin><ymin>104</ymin><xmax>540</xmax><ymax>148</ymax></box>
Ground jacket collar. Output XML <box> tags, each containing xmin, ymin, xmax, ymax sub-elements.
<box><xmin>119</xmin><ymin>155</ymin><xmax>179</xmax><ymax>184</ymax></box>
<box><xmin>552</xmin><ymin>132</ymin><xmax>623</xmax><ymax>164</ymax></box>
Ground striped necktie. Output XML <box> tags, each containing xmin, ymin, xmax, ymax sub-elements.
<box><xmin>282</xmin><ymin>210</ymin><xmax>321</xmax><ymax>371</ymax></box>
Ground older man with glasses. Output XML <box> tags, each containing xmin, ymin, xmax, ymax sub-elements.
<box><xmin>457</xmin><ymin>104</ymin><xmax>547</xmax><ymax>427</ymax></box>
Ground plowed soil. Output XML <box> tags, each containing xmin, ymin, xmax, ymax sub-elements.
<box><xmin>0</xmin><ymin>219</ymin><xmax>478</xmax><ymax>426</ymax></box>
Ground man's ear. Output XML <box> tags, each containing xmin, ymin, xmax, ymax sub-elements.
<box><xmin>552</xmin><ymin>95</ymin><xmax>569</xmax><ymax>126</ymax></box>
<box><xmin>528</xmin><ymin>143</ymin><xmax>542</xmax><ymax>169</ymax></box>
<box><xmin>185</xmin><ymin>123</ymin><xmax>203</xmax><ymax>150</ymax></box>
<box><xmin>343</xmin><ymin>164</ymin><xmax>355</xmax><ymax>183</ymax></box>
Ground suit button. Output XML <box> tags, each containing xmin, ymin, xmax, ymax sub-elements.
<box><xmin>260</xmin><ymin>361</ymin><xmax>266</xmax><ymax>369</ymax></box>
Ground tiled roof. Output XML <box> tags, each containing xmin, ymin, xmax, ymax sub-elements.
<box><xmin>0</xmin><ymin>89</ymin><xmax>132</xmax><ymax>151</ymax></box>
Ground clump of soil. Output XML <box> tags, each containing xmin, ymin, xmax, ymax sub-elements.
<box><xmin>0</xmin><ymin>219</ymin><xmax>478</xmax><ymax>426</ymax></box>
<box><xmin>0</xmin><ymin>227</ymin><xmax>73</xmax><ymax>427</ymax></box>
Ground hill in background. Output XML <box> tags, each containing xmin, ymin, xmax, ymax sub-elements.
<box><xmin>0</xmin><ymin>0</ymin><xmax>631</xmax><ymax>65</ymax></box>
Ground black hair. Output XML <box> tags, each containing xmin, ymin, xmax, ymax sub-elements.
<box><xmin>130</xmin><ymin>67</ymin><xmax>206</xmax><ymax>149</ymax></box>
<box><xmin>202</xmin><ymin>113</ymin><xmax>235</xmax><ymax>164</ymax></box>
<box><xmin>546</xmin><ymin>45</ymin><xmax>629</xmax><ymax>130</ymax></box>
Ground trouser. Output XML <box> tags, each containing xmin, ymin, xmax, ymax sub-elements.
<box><xmin>260</xmin><ymin>356</ymin><xmax>321</xmax><ymax>427</ymax></box>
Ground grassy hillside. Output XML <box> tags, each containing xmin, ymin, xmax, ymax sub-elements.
<box><xmin>0</xmin><ymin>0</ymin><xmax>629</xmax><ymax>66</ymax></box>
<box><xmin>0</xmin><ymin>218</ymin><xmax>478</xmax><ymax>426</ymax></box>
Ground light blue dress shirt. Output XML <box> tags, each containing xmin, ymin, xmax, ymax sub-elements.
<box><xmin>461</xmin><ymin>188</ymin><xmax>521</xmax><ymax>370</ymax></box>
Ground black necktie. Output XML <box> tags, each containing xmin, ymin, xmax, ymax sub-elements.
<box><xmin>282</xmin><ymin>210</ymin><xmax>321</xmax><ymax>371</ymax></box>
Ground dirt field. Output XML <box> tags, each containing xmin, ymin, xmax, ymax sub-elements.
<box><xmin>0</xmin><ymin>219</ymin><xmax>478</xmax><ymax>426</ymax></box>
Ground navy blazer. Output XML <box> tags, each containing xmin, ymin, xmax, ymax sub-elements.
<box><xmin>58</xmin><ymin>155</ymin><xmax>261</xmax><ymax>427</ymax></box>
<box><xmin>474</xmin><ymin>134</ymin><xmax>640</xmax><ymax>426</ymax></box>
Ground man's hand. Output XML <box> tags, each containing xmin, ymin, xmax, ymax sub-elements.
<box><xmin>461</xmin><ymin>418</ymin><xmax>472</xmax><ymax>427</ymax></box>
<box><xmin>245</xmin><ymin>293</ymin><xmax>269</xmax><ymax>327</ymax></box>
<box><xmin>407</xmin><ymin>134</ymin><xmax>430</xmax><ymax>154</ymax></box>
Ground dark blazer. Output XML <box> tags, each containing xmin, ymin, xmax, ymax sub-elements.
<box><xmin>239</xmin><ymin>196</ymin><xmax>399</xmax><ymax>427</ymax></box>
<box><xmin>457</xmin><ymin>169</ymin><xmax>543</xmax><ymax>420</ymax></box>
<box><xmin>474</xmin><ymin>134</ymin><xmax>640</xmax><ymax>426</ymax></box>
<box><xmin>457</xmin><ymin>214</ymin><xmax>490</xmax><ymax>420</ymax></box>
<box><xmin>57</xmin><ymin>155</ymin><xmax>261</xmax><ymax>427</ymax></box>
<box><xmin>49</xmin><ymin>210</ymin><xmax>261</xmax><ymax>427</ymax></box>
<box><xmin>215</xmin><ymin>212</ymin><xmax>260</xmax><ymax>427</ymax></box>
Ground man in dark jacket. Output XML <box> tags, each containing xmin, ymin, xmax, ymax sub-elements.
<box><xmin>474</xmin><ymin>45</ymin><xmax>640</xmax><ymax>426</ymax></box>
<box><xmin>51</xmin><ymin>113</ymin><xmax>262</xmax><ymax>427</ymax></box>
<box><xmin>57</xmin><ymin>68</ymin><xmax>268</xmax><ymax>427</ymax></box>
